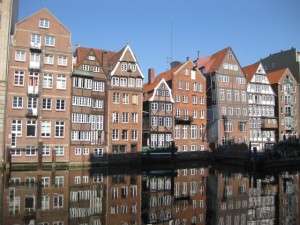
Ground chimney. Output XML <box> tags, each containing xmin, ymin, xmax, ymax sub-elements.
<box><xmin>102</xmin><ymin>51</ymin><xmax>107</xmax><ymax>70</ymax></box>
<box><xmin>148</xmin><ymin>68</ymin><xmax>155</xmax><ymax>84</ymax></box>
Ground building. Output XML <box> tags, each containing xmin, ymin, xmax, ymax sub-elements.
<box><xmin>71</xmin><ymin>47</ymin><xmax>112</xmax><ymax>165</ymax></box>
<box><xmin>0</xmin><ymin>0</ymin><xmax>19</xmax><ymax>166</ymax></box>
<box><xmin>268</xmin><ymin>68</ymin><xmax>299</xmax><ymax>141</ymax></box>
<box><xmin>106</xmin><ymin>44</ymin><xmax>144</xmax><ymax>162</ymax></box>
<box><xmin>243</xmin><ymin>62</ymin><xmax>277</xmax><ymax>151</ymax></box>
<box><xmin>197</xmin><ymin>47</ymin><xmax>249</xmax><ymax>150</ymax></box>
<box><xmin>5</xmin><ymin>9</ymin><xmax>72</xmax><ymax>166</ymax></box>
<box><xmin>143</xmin><ymin>69</ymin><xmax>174</xmax><ymax>148</ymax></box>
<box><xmin>260</xmin><ymin>48</ymin><xmax>300</xmax><ymax>132</ymax></box>
<box><xmin>147</xmin><ymin>60</ymin><xmax>207</xmax><ymax>152</ymax></box>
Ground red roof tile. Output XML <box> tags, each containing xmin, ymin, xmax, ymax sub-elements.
<box><xmin>268</xmin><ymin>68</ymin><xmax>287</xmax><ymax>84</ymax></box>
<box><xmin>242</xmin><ymin>62</ymin><xmax>260</xmax><ymax>83</ymax></box>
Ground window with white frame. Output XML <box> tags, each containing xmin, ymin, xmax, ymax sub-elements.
<box><xmin>94</xmin><ymin>148</ymin><xmax>103</xmax><ymax>157</ymax></box>
<box><xmin>11</xmin><ymin>119</ymin><xmax>22</xmax><ymax>137</ymax></box>
<box><xmin>178</xmin><ymin>81</ymin><xmax>182</xmax><ymax>89</ymax></box>
<box><xmin>112</xmin><ymin>129</ymin><xmax>119</xmax><ymax>140</ymax></box>
<box><xmin>83</xmin><ymin>148</ymin><xmax>89</xmax><ymax>155</ymax></box>
<box><xmin>53</xmin><ymin>194</ymin><xmax>63</xmax><ymax>209</ymax></box>
<box><xmin>55</xmin><ymin>146</ymin><xmax>64</xmax><ymax>156</ymax></box>
<box><xmin>55</xmin><ymin>176</ymin><xmax>64</xmax><ymax>187</ymax></box>
<box><xmin>113</xmin><ymin>92</ymin><xmax>120</xmax><ymax>103</ymax></box>
<box><xmin>42</xmin><ymin>146</ymin><xmax>50</xmax><ymax>156</ymax></box>
<box><xmin>136</xmin><ymin>78</ymin><xmax>143</xmax><ymax>87</ymax></box>
<box><xmin>15</xmin><ymin>50</ymin><xmax>26</xmax><ymax>61</ymax></box>
<box><xmin>93</xmin><ymin>66</ymin><xmax>100</xmax><ymax>72</ymax></box>
<box><xmin>219</xmin><ymin>89</ymin><xmax>225</xmax><ymax>100</ymax></box>
<box><xmin>58</xmin><ymin>56</ymin><xmax>67</xmax><ymax>66</ymax></box>
<box><xmin>235</xmin><ymin>90</ymin><xmax>240</xmax><ymax>101</ymax></box>
<box><xmin>57</xmin><ymin>75</ymin><xmax>66</xmax><ymax>89</ymax></box>
<box><xmin>45</xmin><ymin>36</ymin><xmax>55</xmax><ymax>46</ymax></box>
<box><xmin>26</xmin><ymin>120</ymin><xmax>36</xmax><ymax>137</ymax></box>
<box><xmin>192</xmin><ymin>95</ymin><xmax>197</xmax><ymax>104</ymax></box>
<box><xmin>120</xmin><ymin>77</ymin><xmax>127</xmax><ymax>87</ymax></box>
<box><xmin>122</xmin><ymin>130</ymin><xmax>128</xmax><ymax>140</ymax></box>
<box><xmin>26</xmin><ymin>146</ymin><xmax>36</xmax><ymax>156</ymax></box>
<box><xmin>44</xmin><ymin>54</ymin><xmax>54</xmax><ymax>64</ymax></box>
<box><xmin>183</xmin><ymin>125</ymin><xmax>188</xmax><ymax>139</ymax></box>
<box><xmin>122</xmin><ymin>93</ymin><xmax>129</xmax><ymax>104</ymax></box>
<box><xmin>39</xmin><ymin>19</ymin><xmax>49</xmax><ymax>28</ymax></box>
<box><xmin>221</xmin><ymin>107</ymin><xmax>226</xmax><ymax>115</ymax></box>
<box><xmin>43</xmin><ymin>74</ymin><xmax>53</xmax><ymax>88</ymax></box>
<box><xmin>236</xmin><ymin>108</ymin><xmax>241</xmax><ymax>116</ymax></box>
<box><xmin>241</xmin><ymin>91</ymin><xmax>246</xmax><ymax>102</ymax></box>
<box><xmin>112</xmin><ymin>77</ymin><xmax>119</xmax><ymax>86</ymax></box>
<box><xmin>75</xmin><ymin>148</ymin><xmax>81</xmax><ymax>155</ymax></box>
<box><xmin>132</xmin><ymin>112</ymin><xmax>138</xmax><ymax>123</ymax></box>
<box><xmin>55</xmin><ymin>99</ymin><xmax>65</xmax><ymax>111</ymax></box>
<box><xmin>42</xmin><ymin>98</ymin><xmax>52</xmax><ymax>110</ymax></box>
<box><xmin>112</xmin><ymin>112</ymin><xmax>119</xmax><ymax>123</ymax></box>
<box><xmin>185</xmin><ymin>82</ymin><xmax>190</xmax><ymax>90</ymax></box>
<box><xmin>11</xmin><ymin>149</ymin><xmax>21</xmax><ymax>156</ymax></box>
<box><xmin>14</xmin><ymin>71</ymin><xmax>24</xmax><ymax>85</ymax></box>
<box><xmin>132</xmin><ymin>130</ymin><xmax>138</xmax><ymax>140</ymax></box>
<box><xmin>82</xmin><ymin>64</ymin><xmax>89</xmax><ymax>71</ymax></box>
<box><xmin>31</xmin><ymin>34</ymin><xmax>41</xmax><ymax>43</ymax></box>
<box><xmin>199</xmin><ymin>97</ymin><xmax>204</xmax><ymax>104</ymax></box>
<box><xmin>93</xmin><ymin>81</ymin><xmax>105</xmax><ymax>92</ymax></box>
<box><xmin>227</xmin><ymin>90</ymin><xmax>232</xmax><ymax>101</ymax></box>
<box><xmin>200</xmin><ymin>110</ymin><xmax>205</xmax><ymax>119</ymax></box>
<box><xmin>41</xmin><ymin>121</ymin><xmax>51</xmax><ymax>137</ymax></box>
<box><xmin>132</xmin><ymin>94</ymin><xmax>138</xmax><ymax>105</ymax></box>
<box><xmin>55</xmin><ymin>121</ymin><xmax>64</xmax><ymax>137</ymax></box>
<box><xmin>193</xmin><ymin>110</ymin><xmax>197</xmax><ymax>118</ymax></box>
<box><xmin>13</xmin><ymin>96</ymin><xmax>23</xmax><ymax>108</ymax></box>
<box><xmin>183</xmin><ymin>95</ymin><xmax>188</xmax><ymax>103</ymax></box>
<box><xmin>122</xmin><ymin>112</ymin><xmax>129</xmax><ymax>123</ymax></box>
<box><xmin>191</xmin><ymin>125</ymin><xmax>197</xmax><ymax>139</ymax></box>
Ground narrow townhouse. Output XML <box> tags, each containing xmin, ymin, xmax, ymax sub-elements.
<box><xmin>147</xmin><ymin>60</ymin><xmax>207</xmax><ymax>153</ymax></box>
<box><xmin>197</xmin><ymin>47</ymin><xmax>249</xmax><ymax>151</ymax></box>
<box><xmin>243</xmin><ymin>62</ymin><xmax>277</xmax><ymax>152</ymax></box>
<box><xmin>71</xmin><ymin>47</ymin><xmax>113</xmax><ymax>165</ymax></box>
<box><xmin>5</xmin><ymin>9</ymin><xmax>72</xmax><ymax>166</ymax></box>
<box><xmin>106</xmin><ymin>44</ymin><xmax>144</xmax><ymax>162</ymax></box>
<box><xmin>143</xmin><ymin>68</ymin><xmax>174</xmax><ymax>148</ymax></box>
<box><xmin>268</xmin><ymin>68</ymin><xmax>299</xmax><ymax>142</ymax></box>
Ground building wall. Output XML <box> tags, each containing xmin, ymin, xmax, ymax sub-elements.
<box><xmin>5</xmin><ymin>9</ymin><xmax>72</xmax><ymax>165</ymax></box>
<box><xmin>0</xmin><ymin>0</ymin><xmax>19</xmax><ymax>166</ymax></box>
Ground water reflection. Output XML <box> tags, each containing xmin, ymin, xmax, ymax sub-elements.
<box><xmin>1</xmin><ymin>164</ymin><xmax>299</xmax><ymax>225</ymax></box>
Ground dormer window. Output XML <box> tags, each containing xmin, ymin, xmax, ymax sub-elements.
<box><xmin>39</xmin><ymin>19</ymin><xmax>49</xmax><ymax>28</ymax></box>
<box><xmin>88</xmin><ymin>55</ymin><xmax>95</xmax><ymax>61</ymax></box>
<box><xmin>82</xmin><ymin>65</ymin><xmax>89</xmax><ymax>71</ymax></box>
<box><xmin>121</xmin><ymin>63</ymin><xmax>127</xmax><ymax>71</ymax></box>
<box><xmin>227</xmin><ymin>53</ymin><xmax>233</xmax><ymax>59</ymax></box>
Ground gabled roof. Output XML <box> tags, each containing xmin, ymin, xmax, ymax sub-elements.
<box><xmin>268</xmin><ymin>68</ymin><xmax>288</xmax><ymax>84</ymax></box>
<box><xmin>153</xmin><ymin>64</ymin><xmax>182</xmax><ymax>83</ymax></box>
<box><xmin>143</xmin><ymin>79</ymin><xmax>174</xmax><ymax>103</ymax></box>
<box><xmin>197</xmin><ymin>47</ymin><xmax>229</xmax><ymax>73</ymax></box>
<box><xmin>242</xmin><ymin>62</ymin><xmax>260</xmax><ymax>83</ymax></box>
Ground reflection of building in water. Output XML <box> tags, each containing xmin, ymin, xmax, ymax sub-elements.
<box><xmin>279</xmin><ymin>171</ymin><xmax>299</xmax><ymax>225</ymax></box>
<box><xmin>248</xmin><ymin>174</ymin><xmax>277</xmax><ymax>224</ymax></box>
<box><xmin>106</xmin><ymin>171</ymin><xmax>141</xmax><ymax>225</ymax></box>
<box><xmin>3</xmin><ymin>170</ymin><xmax>69</xmax><ymax>225</ymax></box>
<box><xmin>69</xmin><ymin>168</ymin><xmax>105</xmax><ymax>225</ymax></box>
<box><xmin>142</xmin><ymin>167</ymin><xmax>208</xmax><ymax>225</ymax></box>
<box><xmin>207</xmin><ymin>171</ymin><xmax>249</xmax><ymax>225</ymax></box>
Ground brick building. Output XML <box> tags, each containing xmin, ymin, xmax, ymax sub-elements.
<box><xmin>5</xmin><ymin>9</ymin><xmax>72</xmax><ymax>166</ymax></box>
<box><xmin>197</xmin><ymin>47</ymin><xmax>249</xmax><ymax>150</ymax></box>
<box><xmin>145</xmin><ymin>60</ymin><xmax>207</xmax><ymax>152</ymax></box>
<box><xmin>268</xmin><ymin>68</ymin><xmax>299</xmax><ymax>141</ymax></box>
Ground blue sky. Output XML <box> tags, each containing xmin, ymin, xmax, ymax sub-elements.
<box><xmin>20</xmin><ymin>0</ymin><xmax>300</xmax><ymax>79</ymax></box>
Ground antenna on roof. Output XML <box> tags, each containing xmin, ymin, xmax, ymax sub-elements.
<box><xmin>170</xmin><ymin>21</ymin><xmax>173</xmax><ymax>63</ymax></box>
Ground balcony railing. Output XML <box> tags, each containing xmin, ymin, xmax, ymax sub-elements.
<box><xmin>29</xmin><ymin>61</ymin><xmax>40</xmax><ymax>70</ymax></box>
<box><xmin>26</xmin><ymin>108</ymin><xmax>38</xmax><ymax>117</ymax></box>
<box><xmin>27</xmin><ymin>86</ymin><xmax>39</xmax><ymax>95</ymax></box>
<box><xmin>30</xmin><ymin>42</ymin><xmax>41</xmax><ymax>50</ymax></box>
<box><xmin>174</xmin><ymin>116</ymin><xmax>193</xmax><ymax>125</ymax></box>
<box><xmin>261</xmin><ymin>119</ymin><xmax>277</xmax><ymax>129</ymax></box>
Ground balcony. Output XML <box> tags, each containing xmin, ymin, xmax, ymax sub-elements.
<box><xmin>29</xmin><ymin>61</ymin><xmax>40</xmax><ymax>70</ymax></box>
<box><xmin>285</xmin><ymin>124</ymin><xmax>294</xmax><ymax>130</ymax></box>
<box><xmin>30</xmin><ymin>42</ymin><xmax>41</xmax><ymax>51</ymax></box>
<box><xmin>174</xmin><ymin>116</ymin><xmax>193</xmax><ymax>125</ymax></box>
<box><xmin>27</xmin><ymin>86</ymin><xmax>39</xmax><ymax>96</ymax></box>
<box><xmin>261</xmin><ymin>119</ymin><xmax>277</xmax><ymax>129</ymax></box>
<box><xmin>26</xmin><ymin>108</ymin><xmax>38</xmax><ymax>117</ymax></box>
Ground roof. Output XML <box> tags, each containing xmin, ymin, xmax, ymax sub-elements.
<box><xmin>197</xmin><ymin>47</ymin><xmax>229</xmax><ymax>73</ymax></box>
<box><xmin>242</xmin><ymin>62</ymin><xmax>260</xmax><ymax>83</ymax></box>
<box><xmin>268</xmin><ymin>68</ymin><xmax>288</xmax><ymax>84</ymax></box>
<box><xmin>73</xmin><ymin>69</ymin><xmax>93</xmax><ymax>77</ymax></box>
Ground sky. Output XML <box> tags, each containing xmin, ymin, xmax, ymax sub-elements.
<box><xmin>20</xmin><ymin>0</ymin><xmax>300</xmax><ymax>80</ymax></box>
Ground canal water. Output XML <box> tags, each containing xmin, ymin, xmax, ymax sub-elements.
<box><xmin>1</xmin><ymin>162</ymin><xmax>299</xmax><ymax>225</ymax></box>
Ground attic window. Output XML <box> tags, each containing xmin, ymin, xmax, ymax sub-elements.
<box><xmin>39</xmin><ymin>19</ymin><xmax>49</xmax><ymax>28</ymax></box>
<box><xmin>88</xmin><ymin>55</ymin><xmax>95</xmax><ymax>61</ymax></box>
<box><xmin>227</xmin><ymin>54</ymin><xmax>233</xmax><ymax>59</ymax></box>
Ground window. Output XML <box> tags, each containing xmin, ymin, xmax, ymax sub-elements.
<box><xmin>56</xmin><ymin>99</ymin><xmax>65</xmax><ymax>111</ymax></box>
<box><xmin>236</xmin><ymin>108</ymin><xmax>241</xmax><ymax>116</ymax></box>
<box><xmin>122</xmin><ymin>93</ymin><xmax>129</xmax><ymax>104</ymax></box>
<box><xmin>44</xmin><ymin>54</ymin><xmax>54</xmax><ymax>64</ymax></box>
<box><xmin>14</xmin><ymin>71</ymin><xmax>24</xmax><ymax>85</ymax></box>
<box><xmin>112</xmin><ymin>112</ymin><xmax>119</xmax><ymax>123</ymax></box>
<box><xmin>132</xmin><ymin>113</ymin><xmax>138</xmax><ymax>123</ymax></box>
<box><xmin>31</xmin><ymin>34</ymin><xmax>41</xmax><ymax>43</ymax></box>
<box><xmin>199</xmin><ymin>97</ymin><xmax>204</xmax><ymax>104</ymax></box>
<box><xmin>112</xmin><ymin>129</ymin><xmax>119</xmax><ymax>140</ymax></box>
<box><xmin>227</xmin><ymin>90</ymin><xmax>232</xmax><ymax>101</ymax></box>
<box><xmin>25</xmin><ymin>146</ymin><xmax>36</xmax><ymax>156</ymax></box>
<box><xmin>132</xmin><ymin>94</ymin><xmax>138</xmax><ymax>105</ymax></box>
<box><xmin>55</xmin><ymin>121</ymin><xmax>64</xmax><ymax>137</ymax></box>
<box><xmin>42</xmin><ymin>98</ymin><xmax>52</xmax><ymax>110</ymax></box>
<box><xmin>185</xmin><ymin>82</ymin><xmax>190</xmax><ymax>90</ymax></box>
<box><xmin>132</xmin><ymin>130</ymin><xmax>138</xmax><ymax>140</ymax></box>
<box><xmin>136</xmin><ymin>78</ymin><xmax>143</xmax><ymax>87</ymax></box>
<box><xmin>53</xmin><ymin>194</ymin><xmax>63</xmax><ymax>209</ymax></box>
<box><xmin>11</xmin><ymin>149</ymin><xmax>21</xmax><ymax>156</ymax></box>
<box><xmin>113</xmin><ymin>93</ymin><xmax>120</xmax><ymax>103</ymax></box>
<box><xmin>93</xmin><ymin>66</ymin><xmax>100</xmax><ymax>72</ymax></box>
<box><xmin>45</xmin><ymin>36</ymin><xmax>55</xmax><ymax>46</ymax></box>
<box><xmin>11</xmin><ymin>119</ymin><xmax>22</xmax><ymax>137</ymax></box>
<box><xmin>55</xmin><ymin>146</ymin><xmax>64</xmax><ymax>156</ymax></box>
<box><xmin>15</xmin><ymin>50</ymin><xmax>26</xmax><ymax>61</ymax></box>
<box><xmin>178</xmin><ymin>81</ymin><xmax>182</xmax><ymax>89</ymax></box>
<box><xmin>112</xmin><ymin>77</ymin><xmax>119</xmax><ymax>86</ymax></box>
<box><xmin>122</xmin><ymin>130</ymin><xmax>128</xmax><ymax>140</ymax></box>
<box><xmin>191</xmin><ymin>125</ymin><xmax>197</xmax><ymax>139</ymax></box>
<box><xmin>82</xmin><ymin>64</ymin><xmax>89</xmax><ymax>71</ymax></box>
<box><xmin>200</xmin><ymin>110</ymin><xmax>205</xmax><ymax>119</ymax></box>
<box><xmin>221</xmin><ymin>107</ymin><xmax>226</xmax><ymax>115</ymax></box>
<box><xmin>122</xmin><ymin>112</ymin><xmax>129</xmax><ymax>123</ymax></box>
<box><xmin>43</xmin><ymin>74</ymin><xmax>53</xmax><ymax>88</ymax></box>
<box><xmin>55</xmin><ymin>176</ymin><xmax>64</xmax><ymax>187</ymax></box>
<box><xmin>42</xmin><ymin>146</ymin><xmax>50</xmax><ymax>156</ymax></box>
<box><xmin>94</xmin><ymin>148</ymin><xmax>103</xmax><ymax>157</ymax></box>
<box><xmin>219</xmin><ymin>89</ymin><xmax>224</xmax><ymax>100</ymax></box>
<box><xmin>183</xmin><ymin>95</ymin><xmax>188</xmax><ymax>103</ymax></box>
<box><xmin>58</xmin><ymin>56</ymin><xmax>67</xmax><ymax>66</ymax></box>
<box><xmin>57</xmin><ymin>75</ymin><xmax>66</xmax><ymax>89</ymax></box>
<box><xmin>13</xmin><ymin>96</ymin><xmax>23</xmax><ymax>108</ymax></box>
<box><xmin>39</xmin><ymin>19</ymin><xmax>49</xmax><ymax>28</ymax></box>
<box><xmin>41</xmin><ymin>121</ymin><xmax>51</xmax><ymax>137</ymax></box>
<box><xmin>235</xmin><ymin>90</ymin><xmax>240</xmax><ymax>101</ymax></box>
<box><xmin>83</xmin><ymin>148</ymin><xmax>89</xmax><ymax>155</ymax></box>
<box><xmin>192</xmin><ymin>96</ymin><xmax>197</xmax><ymax>104</ymax></box>
<box><xmin>93</xmin><ymin>81</ymin><xmax>105</xmax><ymax>92</ymax></box>
<box><xmin>120</xmin><ymin>77</ymin><xmax>127</xmax><ymax>87</ymax></box>
<box><xmin>26</xmin><ymin>120</ymin><xmax>36</xmax><ymax>137</ymax></box>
